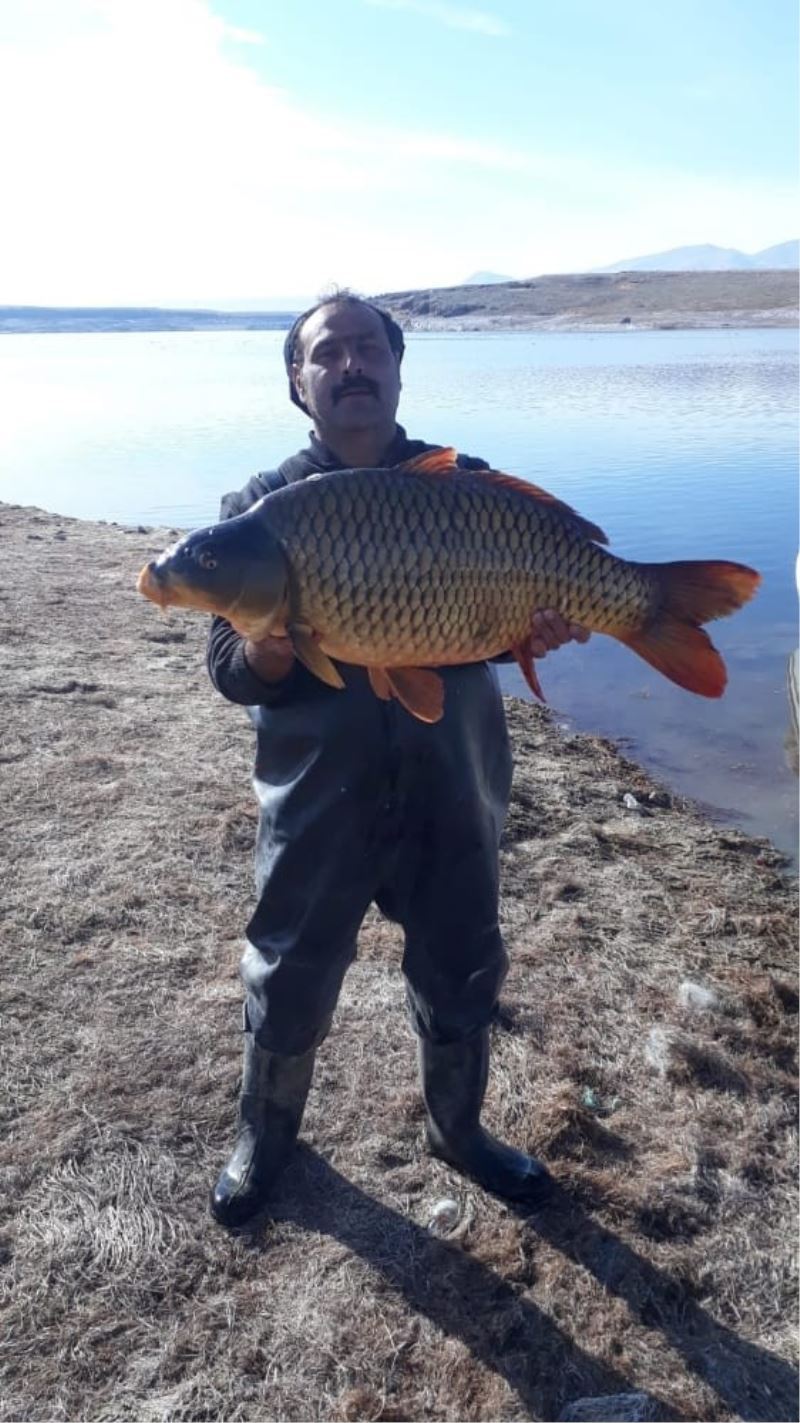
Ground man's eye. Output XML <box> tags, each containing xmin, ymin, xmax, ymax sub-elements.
<box><xmin>198</xmin><ymin>551</ymin><xmax>217</xmax><ymax>570</ymax></box>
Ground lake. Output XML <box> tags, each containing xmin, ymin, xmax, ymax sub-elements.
<box><xmin>1</xmin><ymin>326</ymin><xmax>797</xmax><ymax>861</ymax></box>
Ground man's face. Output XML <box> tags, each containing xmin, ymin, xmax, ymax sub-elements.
<box><xmin>291</xmin><ymin>302</ymin><xmax>402</xmax><ymax>438</ymax></box>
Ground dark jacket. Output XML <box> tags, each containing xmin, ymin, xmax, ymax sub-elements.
<box><xmin>206</xmin><ymin>425</ymin><xmax>496</xmax><ymax>708</ymax></box>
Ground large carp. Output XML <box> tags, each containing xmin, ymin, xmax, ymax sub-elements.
<box><xmin>137</xmin><ymin>448</ymin><xmax>760</xmax><ymax>723</ymax></box>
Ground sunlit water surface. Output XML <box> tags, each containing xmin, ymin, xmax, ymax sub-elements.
<box><xmin>1</xmin><ymin>327</ymin><xmax>797</xmax><ymax>861</ymax></box>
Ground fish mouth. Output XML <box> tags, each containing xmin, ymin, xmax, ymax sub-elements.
<box><xmin>137</xmin><ymin>557</ymin><xmax>228</xmax><ymax>616</ymax></box>
<box><xmin>137</xmin><ymin>561</ymin><xmax>175</xmax><ymax>609</ymax></box>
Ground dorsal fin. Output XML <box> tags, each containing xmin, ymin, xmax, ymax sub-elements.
<box><xmin>397</xmin><ymin>447</ymin><xmax>459</xmax><ymax>476</ymax></box>
<box><xmin>397</xmin><ymin>449</ymin><xmax>608</xmax><ymax>545</ymax></box>
<box><xmin>479</xmin><ymin>469</ymin><xmax>608</xmax><ymax>544</ymax></box>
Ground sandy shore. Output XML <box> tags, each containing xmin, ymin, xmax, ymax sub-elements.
<box><xmin>1</xmin><ymin>502</ymin><xmax>797</xmax><ymax>1422</ymax></box>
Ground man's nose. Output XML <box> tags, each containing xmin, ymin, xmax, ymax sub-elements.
<box><xmin>342</xmin><ymin>346</ymin><xmax>363</xmax><ymax>374</ymax></box>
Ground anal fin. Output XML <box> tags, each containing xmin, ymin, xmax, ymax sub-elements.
<box><xmin>511</xmin><ymin>636</ymin><xmax>546</xmax><ymax>702</ymax></box>
<box><xmin>383</xmin><ymin>666</ymin><xmax>445</xmax><ymax>723</ymax></box>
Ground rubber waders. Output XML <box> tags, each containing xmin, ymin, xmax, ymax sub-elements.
<box><xmin>419</xmin><ymin>1028</ymin><xmax>554</xmax><ymax>1204</ymax></box>
<box><xmin>210</xmin><ymin>1031</ymin><xmax>316</xmax><ymax>1229</ymax></box>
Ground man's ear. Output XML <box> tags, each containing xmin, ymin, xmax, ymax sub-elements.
<box><xmin>292</xmin><ymin>363</ymin><xmax>305</xmax><ymax>401</ymax></box>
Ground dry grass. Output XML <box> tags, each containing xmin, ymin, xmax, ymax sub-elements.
<box><xmin>0</xmin><ymin>502</ymin><xmax>797</xmax><ymax>1422</ymax></box>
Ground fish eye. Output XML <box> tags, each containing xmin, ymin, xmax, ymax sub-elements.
<box><xmin>198</xmin><ymin>550</ymin><xmax>217</xmax><ymax>570</ymax></box>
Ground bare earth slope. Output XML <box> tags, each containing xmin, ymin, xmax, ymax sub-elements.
<box><xmin>377</xmin><ymin>270</ymin><xmax>799</xmax><ymax>331</ymax></box>
<box><xmin>0</xmin><ymin>504</ymin><xmax>797</xmax><ymax>1422</ymax></box>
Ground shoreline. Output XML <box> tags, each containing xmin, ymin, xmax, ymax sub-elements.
<box><xmin>399</xmin><ymin>311</ymin><xmax>797</xmax><ymax>332</ymax></box>
<box><xmin>390</xmin><ymin>309</ymin><xmax>798</xmax><ymax>334</ymax></box>
<box><xmin>0</xmin><ymin>313</ymin><xmax>795</xmax><ymax>335</ymax></box>
<box><xmin>2</xmin><ymin>271</ymin><xmax>797</xmax><ymax>335</ymax></box>
<box><xmin>380</xmin><ymin>269</ymin><xmax>799</xmax><ymax>334</ymax></box>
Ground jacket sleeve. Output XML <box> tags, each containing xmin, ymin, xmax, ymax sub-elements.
<box><xmin>206</xmin><ymin>472</ymin><xmax>302</xmax><ymax>707</ymax></box>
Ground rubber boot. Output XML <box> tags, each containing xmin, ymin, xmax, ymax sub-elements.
<box><xmin>420</xmin><ymin>1029</ymin><xmax>554</xmax><ymax>1204</ymax></box>
<box><xmin>210</xmin><ymin>1031</ymin><xmax>316</xmax><ymax>1229</ymax></box>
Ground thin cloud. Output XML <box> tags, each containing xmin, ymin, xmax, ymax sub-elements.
<box><xmin>364</xmin><ymin>0</ymin><xmax>510</xmax><ymax>38</ymax></box>
<box><xmin>222</xmin><ymin>22</ymin><xmax>265</xmax><ymax>45</ymax></box>
<box><xmin>0</xmin><ymin>0</ymin><xmax>793</xmax><ymax>302</ymax></box>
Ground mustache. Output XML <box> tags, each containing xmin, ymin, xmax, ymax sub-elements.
<box><xmin>333</xmin><ymin>376</ymin><xmax>379</xmax><ymax>404</ymax></box>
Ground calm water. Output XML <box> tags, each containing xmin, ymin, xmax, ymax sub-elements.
<box><xmin>1</xmin><ymin>327</ymin><xmax>797</xmax><ymax>860</ymax></box>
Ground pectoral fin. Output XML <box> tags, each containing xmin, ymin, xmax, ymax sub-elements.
<box><xmin>382</xmin><ymin>666</ymin><xmax>445</xmax><ymax>723</ymax></box>
<box><xmin>288</xmin><ymin>623</ymin><xmax>345</xmax><ymax>690</ymax></box>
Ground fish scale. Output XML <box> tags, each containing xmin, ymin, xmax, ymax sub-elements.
<box><xmin>264</xmin><ymin>464</ymin><xmax>653</xmax><ymax>664</ymax></box>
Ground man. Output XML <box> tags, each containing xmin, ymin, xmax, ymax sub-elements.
<box><xmin>207</xmin><ymin>292</ymin><xmax>588</xmax><ymax>1229</ymax></box>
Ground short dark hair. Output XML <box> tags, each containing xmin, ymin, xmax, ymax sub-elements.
<box><xmin>283</xmin><ymin>289</ymin><xmax>405</xmax><ymax>413</ymax></box>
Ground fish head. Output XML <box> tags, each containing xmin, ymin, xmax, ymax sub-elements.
<box><xmin>137</xmin><ymin>506</ymin><xmax>289</xmax><ymax>637</ymax></box>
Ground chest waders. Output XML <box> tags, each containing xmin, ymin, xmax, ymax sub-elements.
<box><xmin>208</xmin><ymin>440</ymin><xmax>554</xmax><ymax>1229</ymax></box>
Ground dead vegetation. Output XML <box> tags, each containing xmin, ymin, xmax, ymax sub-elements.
<box><xmin>0</xmin><ymin>502</ymin><xmax>797</xmax><ymax>1422</ymax></box>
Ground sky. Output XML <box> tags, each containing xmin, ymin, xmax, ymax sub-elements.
<box><xmin>2</xmin><ymin>0</ymin><xmax>797</xmax><ymax>306</ymax></box>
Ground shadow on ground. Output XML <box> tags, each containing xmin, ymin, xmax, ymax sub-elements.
<box><xmin>249</xmin><ymin>1151</ymin><xmax>798</xmax><ymax>1423</ymax></box>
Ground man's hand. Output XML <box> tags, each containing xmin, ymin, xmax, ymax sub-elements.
<box><xmin>244</xmin><ymin>633</ymin><xmax>296</xmax><ymax>684</ymax></box>
<box><xmin>529</xmin><ymin>610</ymin><xmax>590</xmax><ymax>657</ymax></box>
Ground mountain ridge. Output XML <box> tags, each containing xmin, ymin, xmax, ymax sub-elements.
<box><xmin>594</xmin><ymin>239</ymin><xmax>799</xmax><ymax>273</ymax></box>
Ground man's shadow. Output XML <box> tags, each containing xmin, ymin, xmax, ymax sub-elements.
<box><xmin>255</xmin><ymin>1150</ymin><xmax>797</xmax><ymax>1421</ymax></box>
<box><xmin>514</xmin><ymin>1182</ymin><xmax>798</xmax><ymax>1423</ymax></box>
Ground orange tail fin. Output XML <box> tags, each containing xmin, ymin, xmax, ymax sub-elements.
<box><xmin>618</xmin><ymin>560</ymin><xmax>760</xmax><ymax>698</ymax></box>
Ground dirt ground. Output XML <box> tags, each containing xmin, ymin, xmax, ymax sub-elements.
<box><xmin>0</xmin><ymin>502</ymin><xmax>797</xmax><ymax>1423</ymax></box>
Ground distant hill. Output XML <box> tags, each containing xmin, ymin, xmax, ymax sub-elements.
<box><xmin>596</xmin><ymin>240</ymin><xmax>799</xmax><ymax>273</ymax></box>
<box><xmin>461</xmin><ymin>271</ymin><xmax>514</xmax><ymax>285</ymax></box>
<box><xmin>378</xmin><ymin>268</ymin><xmax>798</xmax><ymax>332</ymax></box>
<box><xmin>0</xmin><ymin>306</ymin><xmax>299</xmax><ymax>334</ymax></box>
<box><xmin>753</xmin><ymin>240</ymin><xmax>800</xmax><ymax>269</ymax></box>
